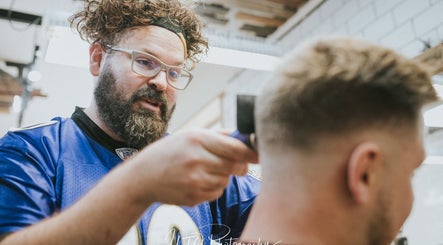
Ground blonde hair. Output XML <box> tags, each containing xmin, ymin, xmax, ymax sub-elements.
<box><xmin>256</xmin><ymin>37</ymin><xmax>438</xmax><ymax>150</ymax></box>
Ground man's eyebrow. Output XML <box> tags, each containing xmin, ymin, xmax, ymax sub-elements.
<box><xmin>138</xmin><ymin>48</ymin><xmax>184</xmax><ymax>66</ymax></box>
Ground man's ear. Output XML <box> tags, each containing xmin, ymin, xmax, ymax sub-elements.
<box><xmin>89</xmin><ymin>43</ymin><xmax>104</xmax><ymax>76</ymax></box>
<box><xmin>347</xmin><ymin>142</ymin><xmax>383</xmax><ymax>204</ymax></box>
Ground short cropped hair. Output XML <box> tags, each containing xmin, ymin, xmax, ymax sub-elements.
<box><xmin>69</xmin><ymin>0</ymin><xmax>208</xmax><ymax>64</ymax></box>
<box><xmin>256</xmin><ymin>37</ymin><xmax>438</xmax><ymax>151</ymax></box>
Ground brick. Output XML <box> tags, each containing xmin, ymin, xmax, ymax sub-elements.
<box><xmin>430</xmin><ymin>0</ymin><xmax>443</xmax><ymax>5</ymax></box>
<box><xmin>437</xmin><ymin>25</ymin><xmax>443</xmax><ymax>40</ymax></box>
<box><xmin>400</xmin><ymin>39</ymin><xmax>428</xmax><ymax>58</ymax></box>
<box><xmin>348</xmin><ymin>4</ymin><xmax>376</xmax><ymax>34</ymax></box>
<box><xmin>393</xmin><ymin>0</ymin><xmax>430</xmax><ymax>25</ymax></box>
<box><xmin>299</xmin><ymin>9</ymin><xmax>323</xmax><ymax>34</ymax></box>
<box><xmin>280</xmin><ymin>27</ymin><xmax>303</xmax><ymax>49</ymax></box>
<box><xmin>380</xmin><ymin>21</ymin><xmax>416</xmax><ymax>49</ymax></box>
<box><xmin>312</xmin><ymin>18</ymin><xmax>335</xmax><ymax>35</ymax></box>
<box><xmin>332</xmin><ymin>1</ymin><xmax>359</xmax><ymax>28</ymax></box>
<box><xmin>363</xmin><ymin>13</ymin><xmax>396</xmax><ymax>41</ymax></box>
<box><xmin>352</xmin><ymin>32</ymin><xmax>365</xmax><ymax>39</ymax></box>
<box><xmin>413</xmin><ymin>1</ymin><xmax>443</xmax><ymax>36</ymax></box>
<box><xmin>420</xmin><ymin>30</ymin><xmax>441</xmax><ymax>48</ymax></box>
<box><xmin>374</xmin><ymin>0</ymin><xmax>403</xmax><ymax>17</ymax></box>
<box><xmin>331</xmin><ymin>23</ymin><xmax>350</xmax><ymax>35</ymax></box>
<box><xmin>319</xmin><ymin>0</ymin><xmax>345</xmax><ymax>19</ymax></box>
<box><xmin>359</xmin><ymin>0</ymin><xmax>373</xmax><ymax>8</ymax></box>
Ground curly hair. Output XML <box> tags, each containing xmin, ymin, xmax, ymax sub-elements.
<box><xmin>69</xmin><ymin>0</ymin><xmax>208</xmax><ymax>64</ymax></box>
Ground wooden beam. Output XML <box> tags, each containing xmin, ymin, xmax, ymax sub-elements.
<box><xmin>236</xmin><ymin>11</ymin><xmax>286</xmax><ymax>27</ymax></box>
<box><xmin>0</xmin><ymin>107</ymin><xmax>11</xmax><ymax>113</ymax></box>
<box><xmin>0</xmin><ymin>85</ymin><xmax>22</xmax><ymax>95</ymax></box>
<box><xmin>267</xmin><ymin>0</ymin><xmax>308</xmax><ymax>10</ymax></box>
<box><xmin>0</xmin><ymin>95</ymin><xmax>12</xmax><ymax>112</ymax></box>
<box><xmin>0</xmin><ymin>94</ymin><xmax>14</xmax><ymax>103</ymax></box>
<box><xmin>0</xmin><ymin>69</ymin><xmax>22</xmax><ymax>95</ymax></box>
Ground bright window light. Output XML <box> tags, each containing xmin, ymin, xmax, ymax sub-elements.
<box><xmin>44</xmin><ymin>26</ymin><xmax>281</xmax><ymax>71</ymax></box>
<box><xmin>27</xmin><ymin>70</ymin><xmax>42</xmax><ymax>82</ymax></box>
<box><xmin>11</xmin><ymin>95</ymin><xmax>22</xmax><ymax>113</ymax></box>
<box><xmin>424</xmin><ymin>156</ymin><xmax>443</xmax><ymax>165</ymax></box>
<box><xmin>45</xmin><ymin>26</ymin><xmax>89</xmax><ymax>68</ymax></box>
<box><xmin>424</xmin><ymin>84</ymin><xmax>443</xmax><ymax>128</ymax></box>
<box><xmin>203</xmin><ymin>46</ymin><xmax>281</xmax><ymax>71</ymax></box>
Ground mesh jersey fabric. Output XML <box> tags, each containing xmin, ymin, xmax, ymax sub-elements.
<box><xmin>0</xmin><ymin>115</ymin><xmax>260</xmax><ymax>244</ymax></box>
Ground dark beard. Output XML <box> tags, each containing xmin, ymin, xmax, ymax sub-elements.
<box><xmin>94</xmin><ymin>66</ymin><xmax>174</xmax><ymax>149</ymax></box>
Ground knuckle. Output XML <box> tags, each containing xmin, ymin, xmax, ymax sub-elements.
<box><xmin>182</xmin><ymin>154</ymin><xmax>201</xmax><ymax>166</ymax></box>
<box><xmin>185</xmin><ymin>173</ymin><xmax>200</xmax><ymax>187</ymax></box>
<box><xmin>185</xmin><ymin>133</ymin><xmax>200</xmax><ymax>146</ymax></box>
<box><xmin>213</xmin><ymin>189</ymin><xmax>225</xmax><ymax>200</ymax></box>
<box><xmin>218</xmin><ymin>176</ymin><xmax>230</xmax><ymax>188</ymax></box>
<box><xmin>238</xmin><ymin>164</ymin><xmax>248</xmax><ymax>175</ymax></box>
<box><xmin>229</xmin><ymin>161</ymin><xmax>245</xmax><ymax>174</ymax></box>
<box><xmin>183</xmin><ymin>192</ymin><xmax>199</xmax><ymax>205</ymax></box>
<box><xmin>183</xmin><ymin>129</ymin><xmax>206</xmax><ymax>145</ymax></box>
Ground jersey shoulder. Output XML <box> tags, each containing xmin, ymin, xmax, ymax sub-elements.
<box><xmin>8</xmin><ymin>120</ymin><xmax>59</xmax><ymax>132</ymax></box>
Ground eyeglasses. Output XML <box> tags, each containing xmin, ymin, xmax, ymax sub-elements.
<box><xmin>108</xmin><ymin>46</ymin><xmax>193</xmax><ymax>90</ymax></box>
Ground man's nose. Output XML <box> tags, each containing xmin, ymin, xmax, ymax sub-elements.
<box><xmin>147</xmin><ymin>69</ymin><xmax>168</xmax><ymax>91</ymax></box>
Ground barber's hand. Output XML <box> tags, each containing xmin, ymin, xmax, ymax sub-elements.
<box><xmin>128</xmin><ymin>129</ymin><xmax>258</xmax><ymax>207</ymax></box>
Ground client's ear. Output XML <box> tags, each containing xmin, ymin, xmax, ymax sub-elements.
<box><xmin>347</xmin><ymin>142</ymin><xmax>383</xmax><ymax>204</ymax></box>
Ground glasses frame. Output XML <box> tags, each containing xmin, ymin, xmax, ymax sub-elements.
<box><xmin>107</xmin><ymin>46</ymin><xmax>193</xmax><ymax>90</ymax></box>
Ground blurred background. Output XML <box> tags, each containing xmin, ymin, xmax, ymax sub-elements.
<box><xmin>1</xmin><ymin>0</ymin><xmax>443</xmax><ymax>244</ymax></box>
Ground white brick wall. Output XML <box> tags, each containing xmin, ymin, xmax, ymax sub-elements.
<box><xmin>393</xmin><ymin>0</ymin><xmax>430</xmax><ymax>25</ymax></box>
<box><xmin>374</xmin><ymin>0</ymin><xmax>403</xmax><ymax>17</ymax></box>
<box><xmin>414</xmin><ymin>1</ymin><xmax>443</xmax><ymax>36</ymax></box>
<box><xmin>319</xmin><ymin>0</ymin><xmax>344</xmax><ymax>19</ymax></box>
<box><xmin>333</xmin><ymin>0</ymin><xmax>360</xmax><ymax>28</ymax></box>
<box><xmin>380</xmin><ymin>21</ymin><xmax>416</xmax><ymax>50</ymax></box>
<box><xmin>347</xmin><ymin>4</ymin><xmax>376</xmax><ymax>34</ymax></box>
<box><xmin>223</xmin><ymin>0</ymin><xmax>443</xmax><ymax>127</ymax></box>
<box><xmin>364</xmin><ymin>12</ymin><xmax>396</xmax><ymax>40</ymax></box>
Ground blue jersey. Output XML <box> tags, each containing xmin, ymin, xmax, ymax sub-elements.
<box><xmin>0</xmin><ymin>110</ymin><xmax>260</xmax><ymax>244</ymax></box>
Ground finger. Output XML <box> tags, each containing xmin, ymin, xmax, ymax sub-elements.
<box><xmin>232</xmin><ymin>162</ymin><xmax>249</xmax><ymax>176</ymax></box>
<box><xmin>201</xmin><ymin>131</ymin><xmax>258</xmax><ymax>163</ymax></box>
<box><xmin>176</xmin><ymin>187</ymin><xmax>225</xmax><ymax>206</ymax></box>
<box><xmin>199</xmin><ymin>152</ymin><xmax>250</xmax><ymax>176</ymax></box>
<box><xmin>217</xmin><ymin>128</ymin><xmax>236</xmax><ymax>136</ymax></box>
<box><xmin>198</xmin><ymin>173</ymin><xmax>231</xmax><ymax>192</ymax></box>
<box><xmin>194</xmin><ymin>188</ymin><xmax>226</xmax><ymax>204</ymax></box>
<box><xmin>211</xmin><ymin>160</ymin><xmax>249</xmax><ymax>176</ymax></box>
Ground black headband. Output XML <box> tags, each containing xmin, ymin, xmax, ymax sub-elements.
<box><xmin>151</xmin><ymin>17</ymin><xmax>188</xmax><ymax>57</ymax></box>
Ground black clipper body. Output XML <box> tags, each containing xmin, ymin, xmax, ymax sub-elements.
<box><xmin>230</xmin><ymin>94</ymin><xmax>256</xmax><ymax>149</ymax></box>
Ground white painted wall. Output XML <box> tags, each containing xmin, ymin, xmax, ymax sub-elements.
<box><xmin>0</xmin><ymin>63</ymin><xmax>92</xmax><ymax>136</ymax></box>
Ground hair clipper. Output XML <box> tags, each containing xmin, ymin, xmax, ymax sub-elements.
<box><xmin>230</xmin><ymin>94</ymin><xmax>256</xmax><ymax>149</ymax></box>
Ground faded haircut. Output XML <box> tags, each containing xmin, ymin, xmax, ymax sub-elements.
<box><xmin>256</xmin><ymin>37</ymin><xmax>438</xmax><ymax>151</ymax></box>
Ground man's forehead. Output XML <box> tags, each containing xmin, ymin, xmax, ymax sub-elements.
<box><xmin>120</xmin><ymin>26</ymin><xmax>185</xmax><ymax>64</ymax></box>
<box><xmin>150</xmin><ymin>17</ymin><xmax>187</xmax><ymax>58</ymax></box>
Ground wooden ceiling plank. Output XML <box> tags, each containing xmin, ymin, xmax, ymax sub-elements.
<box><xmin>203</xmin><ymin>0</ymin><xmax>296</xmax><ymax>18</ymax></box>
<box><xmin>236</xmin><ymin>12</ymin><xmax>286</xmax><ymax>27</ymax></box>
<box><xmin>0</xmin><ymin>107</ymin><xmax>10</xmax><ymax>113</ymax></box>
<box><xmin>267</xmin><ymin>0</ymin><xmax>308</xmax><ymax>10</ymax></box>
<box><xmin>0</xmin><ymin>94</ymin><xmax>14</xmax><ymax>102</ymax></box>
